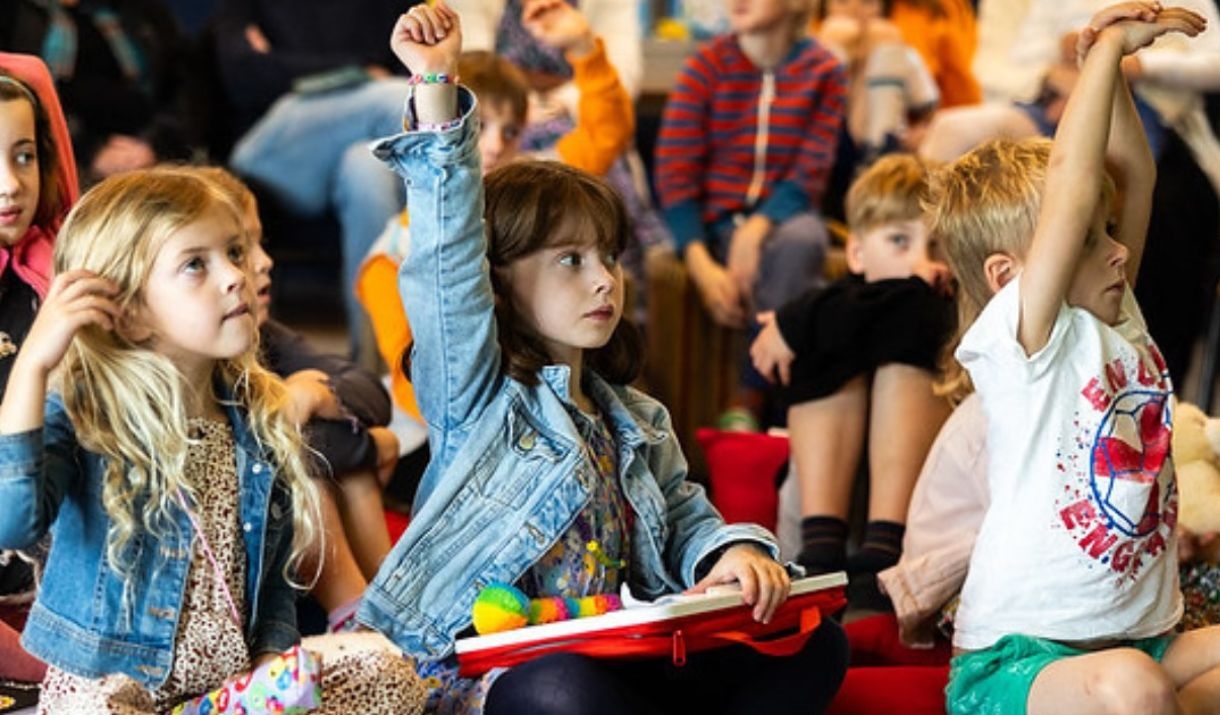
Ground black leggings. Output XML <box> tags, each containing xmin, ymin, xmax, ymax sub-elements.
<box><xmin>484</xmin><ymin>618</ymin><xmax>849</xmax><ymax>715</ymax></box>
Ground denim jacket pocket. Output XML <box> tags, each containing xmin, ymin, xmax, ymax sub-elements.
<box><xmin>471</xmin><ymin>406</ymin><xmax>566</xmax><ymax>509</ymax></box>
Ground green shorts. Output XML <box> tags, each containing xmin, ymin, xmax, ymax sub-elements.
<box><xmin>945</xmin><ymin>633</ymin><xmax>1173</xmax><ymax>714</ymax></box>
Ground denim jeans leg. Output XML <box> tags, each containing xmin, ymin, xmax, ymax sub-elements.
<box><xmin>229</xmin><ymin>78</ymin><xmax>410</xmax><ymax>355</ymax></box>
<box><xmin>334</xmin><ymin>140</ymin><xmax>405</xmax><ymax>353</ymax></box>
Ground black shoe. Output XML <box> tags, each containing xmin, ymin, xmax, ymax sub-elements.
<box><xmin>846</xmin><ymin>571</ymin><xmax>893</xmax><ymax>614</ymax></box>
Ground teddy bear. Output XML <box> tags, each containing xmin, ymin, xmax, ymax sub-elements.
<box><xmin>1172</xmin><ymin>400</ymin><xmax>1220</xmax><ymax>563</ymax></box>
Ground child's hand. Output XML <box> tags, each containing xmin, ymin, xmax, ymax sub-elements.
<box><xmin>368</xmin><ymin>426</ymin><xmax>400</xmax><ymax>487</ymax></box>
<box><xmin>282</xmin><ymin>369</ymin><xmax>343</xmax><ymax>425</ymax></box>
<box><xmin>749</xmin><ymin>312</ymin><xmax>795</xmax><ymax>386</ymax></box>
<box><xmin>687</xmin><ymin>246</ymin><xmax>746</xmax><ymax>328</ymax></box>
<box><xmin>19</xmin><ymin>270</ymin><xmax>120</xmax><ymax>375</ymax></box>
<box><xmin>1078</xmin><ymin>2</ymin><xmax>1206</xmax><ymax>62</ymax></box>
<box><xmin>686</xmin><ymin>544</ymin><xmax>790</xmax><ymax>623</ymax></box>
<box><xmin>727</xmin><ymin>215</ymin><xmax>770</xmax><ymax>301</ymax></box>
<box><xmin>522</xmin><ymin>0</ymin><xmax>595</xmax><ymax>57</ymax></box>
<box><xmin>390</xmin><ymin>1</ymin><xmax>461</xmax><ymax>76</ymax></box>
<box><xmin>913</xmin><ymin>259</ymin><xmax>955</xmax><ymax>298</ymax></box>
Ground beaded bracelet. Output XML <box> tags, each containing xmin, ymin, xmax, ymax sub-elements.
<box><xmin>407</xmin><ymin>71</ymin><xmax>458</xmax><ymax>86</ymax></box>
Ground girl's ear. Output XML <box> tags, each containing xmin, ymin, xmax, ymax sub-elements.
<box><xmin>845</xmin><ymin>234</ymin><xmax>866</xmax><ymax>275</ymax></box>
<box><xmin>983</xmin><ymin>252</ymin><xmax>1018</xmax><ymax>294</ymax></box>
<box><xmin>116</xmin><ymin>306</ymin><xmax>153</xmax><ymax>344</ymax></box>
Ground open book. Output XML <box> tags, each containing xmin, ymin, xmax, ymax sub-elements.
<box><xmin>456</xmin><ymin>572</ymin><xmax>847</xmax><ymax>676</ymax></box>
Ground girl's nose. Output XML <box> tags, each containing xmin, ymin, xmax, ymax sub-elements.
<box><xmin>222</xmin><ymin>259</ymin><xmax>248</xmax><ymax>292</ymax></box>
<box><xmin>0</xmin><ymin>161</ymin><xmax>19</xmax><ymax>196</ymax></box>
<box><xmin>592</xmin><ymin>261</ymin><xmax>617</xmax><ymax>294</ymax></box>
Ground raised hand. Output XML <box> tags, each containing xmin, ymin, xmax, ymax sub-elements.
<box><xmin>390</xmin><ymin>1</ymin><xmax>462</xmax><ymax>76</ymax></box>
<box><xmin>1078</xmin><ymin>2</ymin><xmax>1206</xmax><ymax>61</ymax></box>
<box><xmin>521</xmin><ymin>0</ymin><xmax>594</xmax><ymax>55</ymax></box>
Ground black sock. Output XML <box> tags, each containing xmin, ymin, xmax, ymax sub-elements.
<box><xmin>848</xmin><ymin>520</ymin><xmax>905</xmax><ymax>574</ymax></box>
<box><xmin>797</xmin><ymin>516</ymin><xmax>848</xmax><ymax>575</ymax></box>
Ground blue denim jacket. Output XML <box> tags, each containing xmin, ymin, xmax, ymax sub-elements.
<box><xmin>357</xmin><ymin>92</ymin><xmax>778</xmax><ymax>661</ymax></box>
<box><xmin>0</xmin><ymin>389</ymin><xmax>299</xmax><ymax>688</ymax></box>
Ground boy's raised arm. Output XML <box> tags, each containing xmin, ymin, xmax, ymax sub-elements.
<box><xmin>1018</xmin><ymin>2</ymin><xmax>1201</xmax><ymax>354</ymax></box>
<box><xmin>1098</xmin><ymin>5</ymin><xmax>1206</xmax><ymax>280</ymax></box>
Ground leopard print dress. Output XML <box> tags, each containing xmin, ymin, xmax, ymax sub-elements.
<box><xmin>39</xmin><ymin>418</ymin><xmax>424</xmax><ymax>714</ymax></box>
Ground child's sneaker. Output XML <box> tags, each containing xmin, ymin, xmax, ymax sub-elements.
<box><xmin>716</xmin><ymin>407</ymin><xmax>759</xmax><ymax>433</ymax></box>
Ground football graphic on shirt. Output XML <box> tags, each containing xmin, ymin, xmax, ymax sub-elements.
<box><xmin>1089</xmin><ymin>391</ymin><xmax>1171</xmax><ymax>538</ymax></box>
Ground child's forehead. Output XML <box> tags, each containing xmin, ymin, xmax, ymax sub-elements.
<box><xmin>479</xmin><ymin>99</ymin><xmax>523</xmax><ymax>127</ymax></box>
<box><xmin>857</xmin><ymin>215</ymin><xmax>925</xmax><ymax>237</ymax></box>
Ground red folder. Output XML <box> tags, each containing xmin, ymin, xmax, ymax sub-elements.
<box><xmin>455</xmin><ymin>573</ymin><xmax>847</xmax><ymax>677</ymax></box>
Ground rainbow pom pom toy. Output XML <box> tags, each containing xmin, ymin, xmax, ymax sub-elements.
<box><xmin>472</xmin><ymin>583</ymin><xmax>623</xmax><ymax>635</ymax></box>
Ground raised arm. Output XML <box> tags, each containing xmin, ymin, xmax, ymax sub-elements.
<box><xmin>521</xmin><ymin>0</ymin><xmax>634</xmax><ymax>176</ymax></box>
<box><xmin>1018</xmin><ymin>2</ymin><xmax>1202</xmax><ymax>353</ymax></box>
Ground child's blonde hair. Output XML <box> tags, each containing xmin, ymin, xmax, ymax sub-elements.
<box><xmin>194</xmin><ymin>165</ymin><xmax>258</xmax><ymax>221</ymax></box>
<box><xmin>924</xmin><ymin>138</ymin><xmax>1050</xmax><ymax>401</ymax></box>
<box><xmin>52</xmin><ymin>168</ymin><xmax>321</xmax><ymax>586</ymax></box>
<box><xmin>845</xmin><ymin>152</ymin><xmax>931</xmax><ymax>234</ymax></box>
<box><xmin>925</xmin><ymin>137</ymin><xmax>1117</xmax><ymax>402</ymax></box>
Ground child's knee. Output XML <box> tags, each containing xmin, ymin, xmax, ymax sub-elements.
<box><xmin>1081</xmin><ymin>651</ymin><xmax>1176</xmax><ymax>715</ymax></box>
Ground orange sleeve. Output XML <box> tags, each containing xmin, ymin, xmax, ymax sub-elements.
<box><xmin>892</xmin><ymin>0</ymin><xmax>981</xmax><ymax>108</ymax></box>
<box><xmin>555</xmin><ymin>37</ymin><xmax>636</xmax><ymax>176</ymax></box>
<box><xmin>353</xmin><ymin>234</ymin><xmax>423</xmax><ymax>422</ymax></box>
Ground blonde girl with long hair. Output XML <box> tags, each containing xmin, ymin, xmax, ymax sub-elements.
<box><xmin>0</xmin><ymin>167</ymin><xmax>423</xmax><ymax>713</ymax></box>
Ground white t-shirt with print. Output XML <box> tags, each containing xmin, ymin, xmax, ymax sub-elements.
<box><xmin>953</xmin><ymin>279</ymin><xmax>1182</xmax><ymax>651</ymax></box>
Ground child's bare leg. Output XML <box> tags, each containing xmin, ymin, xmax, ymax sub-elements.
<box><xmin>866</xmin><ymin>364</ymin><xmax>950</xmax><ymax>522</ymax></box>
<box><xmin>847</xmin><ymin>364</ymin><xmax>949</xmax><ymax>575</ymax></box>
<box><xmin>303</xmin><ymin>482</ymin><xmax>368</xmax><ymax>630</ymax></box>
<box><xmin>335</xmin><ymin>469</ymin><xmax>393</xmax><ymax>580</ymax></box>
<box><xmin>1163</xmin><ymin>626</ymin><xmax>1220</xmax><ymax>714</ymax></box>
<box><xmin>789</xmin><ymin>375</ymin><xmax>868</xmax><ymax>573</ymax></box>
<box><xmin>1029</xmin><ymin>648</ymin><xmax>1179</xmax><ymax>715</ymax></box>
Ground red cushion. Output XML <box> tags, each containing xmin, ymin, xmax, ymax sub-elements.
<box><xmin>829</xmin><ymin>665</ymin><xmax>950</xmax><ymax>715</ymax></box>
<box><xmin>385</xmin><ymin>509</ymin><xmax>410</xmax><ymax>544</ymax></box>
<box><xmin>827</xmin><ymin>613</ymin><xmax>951</xmax><ymax>715</ymax></box>
<box><xmin>695</xmin><ymin>428</ymin><xmax>788</xmax><ymax>533</ymax></box>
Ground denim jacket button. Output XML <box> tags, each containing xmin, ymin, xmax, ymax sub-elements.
<box><xmin>243</xmin><ymin>522</ymin><xmax>253</xmax><ymax>533</ymax></box>
<box><xmin>252</xmin><ymin>463</ymin><xmax>263</xmax><ymax>473</ymax></box>
<box><xmin>517</xmin><ymin>432</ymin><xmax>536</xmax><ymax>451</ymax></box>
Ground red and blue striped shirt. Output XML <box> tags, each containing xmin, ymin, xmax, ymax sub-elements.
<box><xmin>655</xmin><ymin>34</ymin><xmax>847</xmax><ymax>253</ymax></box>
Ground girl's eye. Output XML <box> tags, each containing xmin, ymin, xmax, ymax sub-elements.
<box><xmin>14</xmin><ymin>149</ymin><xmax>36</xmax><ymax>167</ymax></box>
<box><xmin>558</xmin><ymin>252</ymin><xmax>583</xmax><ymax>267</ymax></box>
<box><xmin>182</xmin><ymin>257</ymin><xmax>205</xmax><ymax>273</ymax></box>
<box><xmin>601</xmin><ymin>251</ymin><xmax>619</xmax><ymax>268</ymax></box>
<box><xmin>889</xmin><ymin>233</ymin><xmax>910</xmax><ymax>249</ymax></box>
<box><xmin>228</xmin><ymin>244</ymin><xmax>247</xmax><ymax>264</ymax></box>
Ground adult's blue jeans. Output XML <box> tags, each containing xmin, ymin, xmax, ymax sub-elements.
<box><xmin>230</xmin><ymin>78</ymin><xmax>410</xmax><ymax>356</ymax></box>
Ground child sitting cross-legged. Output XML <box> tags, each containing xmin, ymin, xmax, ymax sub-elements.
<box><xmin>750</xmin><ymin>153</ymin><xmax>955</xmax><ymax>605</ymax></box>
<box><xmin>930</xmin><ymin>3</ymin><xmax>1220</xmax><ymax>712</ymax></box>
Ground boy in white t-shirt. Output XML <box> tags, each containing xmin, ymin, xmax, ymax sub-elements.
<box><xmin>929</xmin><ymin>3</ymin><xmax>1220</xmax><ymax>712</ymax></box>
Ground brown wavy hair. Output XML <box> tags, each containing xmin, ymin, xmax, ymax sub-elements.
<box><xmin>484</xmin><ymin>160</ymin><xmax>643</xmax><ymax>386</ymax></box>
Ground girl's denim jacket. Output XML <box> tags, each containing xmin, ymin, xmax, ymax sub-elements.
<box><xmin>0</xmin><ymin>389</ymin><xmax>299</xmax><ymax>688</ymax></box>
<box><xmin>357</xmin><ymin>91</ymin><xmax>778</xmax><ymax>662</ymax></box>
